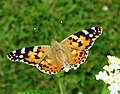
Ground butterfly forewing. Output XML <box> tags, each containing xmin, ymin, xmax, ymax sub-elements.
<box><xmin>7</xmin><ymin>46</ymin><xmax>50</xmax><ymax>66</ymax></box>
<box><xmin>61</xmin><ymin>27</ymin><xmax>102</xmax><ymax>50</ymax></box>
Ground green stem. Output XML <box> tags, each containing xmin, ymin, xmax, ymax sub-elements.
<box><xmin>55</xmin><ymin>73</ymin><xmax>64</xmax><ymax>94</ymax></box>
<box><xmin>101</xmin><ymin>84</ymin><xmax>109</xmax><ymax>94</ymax></box>
<box><xmin>57</xmin><ymin>76</ymin><xmax>64</xmax><ymax>94</ymax></box>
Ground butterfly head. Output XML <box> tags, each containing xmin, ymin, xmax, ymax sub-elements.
<box><xmin>51</xmin><ymin>39</ymin><xmax>62</xmax><ymax>52</ymax></box>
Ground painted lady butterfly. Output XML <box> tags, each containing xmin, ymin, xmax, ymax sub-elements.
<box><xmin>7</xmin><ymin>27</ymin><xmax>102</xmax><ymax>74</ymax></box>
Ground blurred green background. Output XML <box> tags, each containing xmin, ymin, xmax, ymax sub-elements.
<box><xmin>0</xmin><ymin>0</ymin><xmax>120</xmax><ymax>94</ymax></box>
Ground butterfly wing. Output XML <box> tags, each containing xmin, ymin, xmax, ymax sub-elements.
<box><xmin>7</xmin><ymin>46</ymin><xmax>50</xmax><ymax>65</ymax></box>
<box><xmin>61</xmin><ymin>27</ymin><xmax>102</xmax><ymax>69</ymax></box>
<box><xmin>7</xmin><ymin>45</ymin><xmax>64</xmax><ymax>74</ymax></box>
<box><xmin>37</xmin><ymin>50</ymin><xmax>64</xmax><ymax>74</ymax></box>
<box><xmin>7</xmin><ymin>27</ymin><xmax>102</xmax><ymax>74</ymax></box>
<box><xmin>62</xmin><ymin>48</ymin><xmax>88</xmax><ymax>69</ymax></box>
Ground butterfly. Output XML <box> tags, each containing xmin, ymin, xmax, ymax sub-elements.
<box><xmin>7</xmin><ymin>27</ymin><xmax>102</xmax><ymax>74</ymax></box>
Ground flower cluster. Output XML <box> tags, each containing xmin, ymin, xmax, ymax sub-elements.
<box><xmin>96</xmin><ymin>55</ymin><xmax>120</xmax><ymax>94</ymax></box>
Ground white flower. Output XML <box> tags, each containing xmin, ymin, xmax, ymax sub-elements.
<box><xmin>107</xmin><ymin>55</ymin><xmax>120</xmax><ymax>66</ymax></box>
<box><xmin>96</xmin><ymin>71</ymin><xmax>108</xmax><ymax>80</ymax></box>
<box><xmin>96</xmin><ymin>55</ymin><xmax>120</xmax><ymax>94</ymax></box>
<box><xmin>108</xmin><ymin>83</ymin><xmax>119</xmax><ymax>94</ymax></box>
<box><xmin>96</xmin><ymin>71</ymin><xmax>110</xmax><ymax>84</ymax></box>
<box><xmin>103</xmin><ymin>65</ymin><xmax>113</xmax><ymax>72</ymax></box>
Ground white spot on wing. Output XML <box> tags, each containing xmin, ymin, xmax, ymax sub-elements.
<box><xmin>29</xmin><ymin>63</ymin><xmax>36</xmax><ymax>66</ymax></box>
<box><xmin>51</xmin><ymin>72</ymin><xmax>55</xmax><ymax>74</ymax></box>
<box><xmin>93</xmin><ymin>32</ymin><xmax>96</xmax><ymax>34</ymax></box>
<box><xmin>46</xmin><ymin>71</ymin><xmax>50</xmax><ymax>74</ymax></box>
<box><xmin>21</xmin><ymin>48</ymin><xmax>25</xmax><ymax>54</ymax></box>
<box><xmin>35</xmin><ymin>64</ymin><xmax>39</xmax><ymax>67</ymax></box>
<box><xmin>82</xmin><ymin>30</ymin><xmax>89</xmax><ymax>35</ymax></box>
<box><xmin>16</xmin><ymin>55</ymin><xmax>18</xmax><ymax>58</ymax></box>
<box><xmin>15</xmin><ymin>59</ymin><xmax>19</xmax><ymax>62</ymax></box>
<box><xmin>19</xmin><ymin>55</ymin><xmax>23</xmax><ymax>58</ymax></box>
<box><xmin>92</xmin><ymin>38</ymin><xmax>96</xmax><ymax>41</ymax></box>
<box><xmin>13</xmin><ymin>53</ymin><xmax>16</xmax><ymax>56</ymax></box>
<box><xmin>89</xmin><ymin>34</ymin><xmax>93</xmax><ymax>37</ymax></box>
<box><xmin>24</xmin><ymin>62</ymin><xmax>28</xmax><ymax>64</ymax></box>
<box><xmin>12</xmin><ymin>51</ymin><xmax>16</xmax><ymax>56</ymax></box>
<box><xmin>20</xmin><ymin>59</ymin><xmax>24</xmax><ymax>62</ymax></box>
<box><xmin>40</xmin><ymin>69</ymin><xmax>45</xmax><ymax>73</ymax></box>
<box><xmin>91</xmin><ymin>27</ymin><xmax>95</xmax><ymax>30</ymax></box>
<box><xmin>11</xmin><ymin>59</ymin><xmax>14</xmax><ymax>61</ymax></box>
<box><xmin>12</xmin><ymin>51</ymin><xmax>16</xmax><ymax>54</ymax></box>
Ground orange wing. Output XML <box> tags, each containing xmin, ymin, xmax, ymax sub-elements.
<box><xmin>61</xmin><ymin>27</ymin><xmax>102</xmax><ymax>50</ymax></box>
<box><xmin>7</xmin><ymin>45</ymin><xmax>64</xmax><ymax>74</ymax></box>
<box><xmin>61</xmin><ymin>27</ymin><xmax>102</xmax><ymax>69</ymax></box>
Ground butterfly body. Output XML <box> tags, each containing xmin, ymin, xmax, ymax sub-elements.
<box><xmin>51</xmin><ymin>39</ymin><xmax>62</xmax><ymax>51</ymax></box>
<box><xmin>51</xmin><ymin>40</ymin><xmax>71</xmax><ymax>72</ymax></box>
<box><xmin>7</xmin><ymin>27</ymin><xmax>102</xmax><ymax>74</ymax></box>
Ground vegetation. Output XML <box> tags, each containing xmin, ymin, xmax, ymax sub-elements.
<box><xmin>0</xmin><ymin>0</ymin><xmax>120</xmax><ymax>94</ymax></box>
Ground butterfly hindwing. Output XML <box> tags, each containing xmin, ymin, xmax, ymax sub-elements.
<box><xmin>37</xmin><ymin>50</ymin><xmax>64</xmax><ymax>74</ymax></box>
<box><xmin>62</xmin><ymin>47</ymin><xmax>88</xmax><ymax>69</ymax></box>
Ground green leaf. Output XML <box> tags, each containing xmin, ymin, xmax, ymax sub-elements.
<box><xmin>101</xmin><ymin>84</ymin><xmax>110</xmax><ymax>94</ymax></box>
<box><xmin>17</xmin><ymin>90</ymin><xmax>53</xmax><ymax>94</ymax></box>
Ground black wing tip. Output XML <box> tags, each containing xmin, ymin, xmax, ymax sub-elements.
<box><xmin>91</xmin><ymin>26</ymin><xmax>102</xmax><ymax>33</ymax></box>
<box><xmin>6</xmin><ymin>53</ymin><xmax>14</xmax><ymax>61</ymax></box>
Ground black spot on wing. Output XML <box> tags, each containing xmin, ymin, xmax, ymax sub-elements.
<box><xmin>85</xmin><ymin>28</ymin><xmax>94</xmax><ymax>34</ymax></box>
<box><xmin>9</xmin><ymin>52</ymin><xmax>13</xmax><ymax>57</ymax></box>
<box><xmin>34</xmin><ymin>55</ymin><xmax>40</xmax><ymax>59</ymax></box>
<box><xmin>68</xmin><ymin>37</ymin><xmax>72</xmax><ymax>40</ymax></box>
<box><xmin>74</xmin><ymin>30</ymin><xmax>83</xmax><ymax>38</ymax></box>
<box><xmin>74</xmin><ymin>27</ymin><xmax>102</xmax><ymax>40</ymax></box>
<box><xmin>78</xmin><ymin>42</ymin><xmax>83</xmax><ymax>47</ymax></box>
<box><xmin>25</xmin><ymin>46</ymin><xmax>34</xmax><ymax>53</ymax></box>
<box><xmin>21</xmin><ymin>46</ymin><xmax>35</xmax><ymax>58</ymax></box>
<box><xmin>7</xmin><ymin>52</ymin><xmax>14</xmax><ymax>60</ymax></box>
<box><xmin>15</xmin><ymin>49</ymin><xmax>21</xmax><ymax>56</ymax></box>
<box><xmin>72</xmin><ymin>38</ymin><xmax>77</xmax><ymax>42</ymax></box>
<box><xmin>74</xmin><ymin>30</ymin><xmax>90</xmax><ymax>40</ymax></box>
<box><xmin>85</xmin><ymin>27</ymin><xmax>102</xmax><ymax>38</ymax></box>
<box><xmin>80</xmin><ymin>52</ymin><xmax>83</xmax><ymax>55</ymax></box>
<box><xmin>38</xmin><ymin>47</ymin><xmax>41</xmax><ymax>49</ymax></box>
<box><xmin>36</xmin><ymin>49</ymin><xmax>40</xmax><ymax>54</ymax></box>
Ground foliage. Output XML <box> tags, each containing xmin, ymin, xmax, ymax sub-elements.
<box><xmin>0</xmin><ymin>0</ymin><xmax>120</xmax><ymax>94</ymax></box>
<box><xmin>17</xmin><ymin>90</ymin><xmax>52</xmax><ymax>94</ymax></box>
